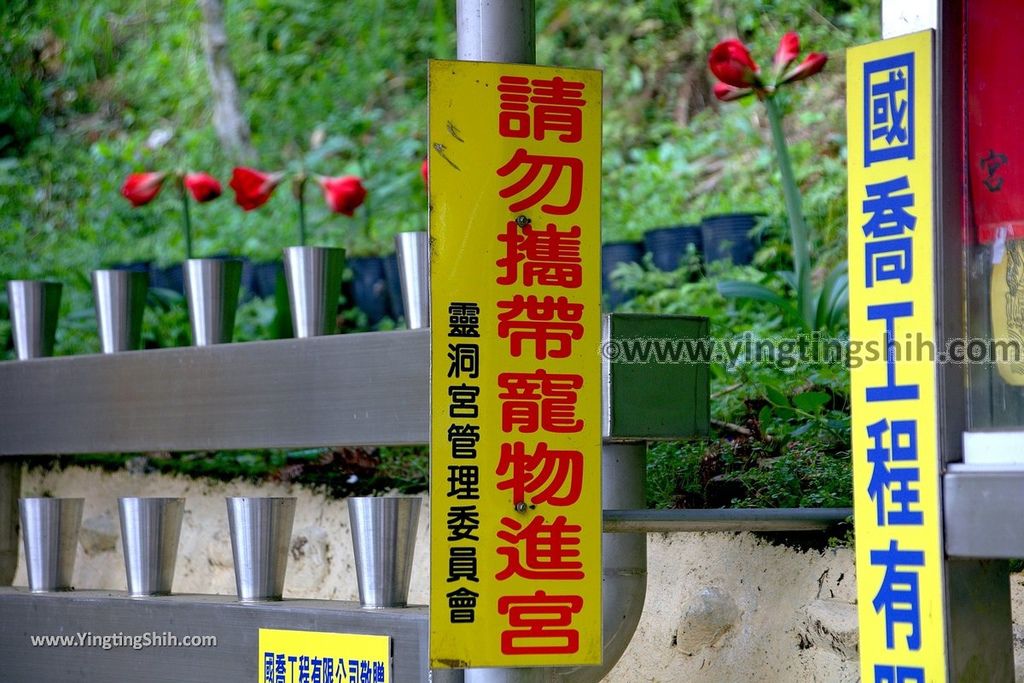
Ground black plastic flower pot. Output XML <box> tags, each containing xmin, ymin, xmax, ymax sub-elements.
<box><xmin>347</xmin><ymin>255</ymin><xmax>390</xmax><ymax>326</ymax></box>
<box><xmin>148</xmin><ymin>264</ymin><xmax>184</xmax><ymax>294</ymax></box>
<box><xmin>251</xmin><ymin>261</ymin><xmax>284</xmax><ymax>299</ymax></box>
<box><xmin>110</xmin><ymin>261</ymin><xmax>152</xmax><ymax>273</ymax></box>
<box><xmin>700</xmin><ymin>213</ymin><xmax>761</xmax><ymax>266</ymax></box>
<box><xmin>643</xmin><ymin>224</ymin><xmax>703</xmax><ymax>271</ymax></box>
<box><xmin>383</xmin><ymin>253</ymin><xmax>405</xmax><ymax>321</ymax></box>
<box><xmin>601</xmin><ymin>240</ymin><xmax>645</xmax><ymax>310</ymax></box>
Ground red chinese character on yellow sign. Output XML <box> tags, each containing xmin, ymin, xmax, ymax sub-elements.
<box><xmin>498</xmin><ymin>75</ymin><xmax>587</xmax><ymax>143</ymax></box>
<box><xmin>497</xmin><ymin>295</ymin><xmax>583</xmax><ymax>359</ymax></box>
<box><xmin>497</xmin><ymin>149</ymin><xmax>583</xmax><ymax>215</ymax></box>
<box><xmin>496</xmin><ymin>441</ymin><xmax>583</xmax><ymax>506</ymax></box>
<box><xmin>496</xmin><ymin>221</ymin><xmax>582</xmax><ymax>288</ymax></box>
<box><xmin>497</xmin><ymin>370</ymin><xmax>583</xmax><ymax>433</ymax></box>
<box><xmin>498</xmin><ymin>591</ymin><xmax>584</xmax><ymax>655</ymax></box>
<box><xmin>496</xmin><ymin>515</ymin><xmax>583</xmax><ymax>580</ymax></box>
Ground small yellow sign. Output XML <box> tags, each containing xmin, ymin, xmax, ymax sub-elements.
<box><xmin>428</xmin><ymin>59</ymin><xmax>603</xmax><ymax>669</ymax></box>
<box><xmin>258</xmin><ymin>629</ymin><xmax>390</xmax><ymax>683</ymax></box>
<box><xmin>847</xmin><ymin>31</ymin><xmax>946</xmax><ymax>681</ymax></box>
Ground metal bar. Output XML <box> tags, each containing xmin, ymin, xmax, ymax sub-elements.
<box><xmin>601</xmin><ymin>508</ymin><xmax>851</xmax><ymax>533</ymax></box>
<box><xmin>0</xmin><ymin>330</ymin><xmax>430</xmax><ymax>455</ymax></box>
<box><xmin>0</xmin><ymin>589</ymin><xmax>431</xmax><ymax>682</ymax></box>
<box><xmin>944</xmin><ymin>468</ymin><xmax>1024</xmax><ymax>558</ymax></box>
<box><xmin>0</xmin><ymin>315</ymin><xmax>708</xmax><ymax>455</ymax></box>
<box><xmin>456</xmin><ymin>0</ymin><xmax>535</xmax><ymax>64</ymax></box>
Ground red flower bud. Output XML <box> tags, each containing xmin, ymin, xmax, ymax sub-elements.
<box><xmin>713</xmin><ymin>82</ymin><xmax>754</xmax><ymax>102</ymax></box>
<box><xmin>780</xmin><ymin>52</ymin><xmax>828</xmax><ymax>85</ymax></box>
<box><xmin>319</xmin><ymin>175</ymin><xmax>367</xmax><ymax>216</ymax></box>
<box><xmin>229</xmin><ymin>167</ymin><xmax>284</xmax><ymax>211</ymax></box>
<box><xmin>773</xmin><ymin>32</ymin><xmax>800</xmax><ymax>77</ymax></box>
<box><xmin>708</xmin><ymin>39</ymin><xmax>761</xmax><ymax>88</ymax></box>
<box><xmin>183</xmin><ymin>172</ymin><xmax>222</xmax><ymax>203</ymax></box>
<box><xmin>421</xmin><ymin>158</ymin><xmax>429</xmax><ymax>186</ymax></box>
<box><xmin>121</xmin><ymin>172</ymin><xmax>166</xmax><ymax>207</ymax></box>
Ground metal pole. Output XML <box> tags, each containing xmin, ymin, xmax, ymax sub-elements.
<box><xmin>456</xmin><ymin>0</ymin><xmax>535</xmax><ymax>64</ymax></box>
<box><xmin>602</xmin><ymin>507</ymin><xmax>851</xmax><ymax>533</ymax></box>
<box><xmin>464</xmin><ymin>443</ymin><xmax>648</xmax><ymax>683</ymax></box>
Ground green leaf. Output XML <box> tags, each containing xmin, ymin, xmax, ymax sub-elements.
<box><xmin>814</xmin><ymin>261</ymin><xmax>849</xmax><ymax>331</ymax></box>
<box><xmin>793</xmin><ymin>391</ymin><xmax>830</xmax><ymax>413</ymax></box>
<box><xmin>765</xmin><ymin>384</ymin><xmax>789</xmax><ymax>408</ymax></box>
<box><xmin>717</xmin><ymin>280</ymin><xmax>790</xmax><ymax>308</ymax></box>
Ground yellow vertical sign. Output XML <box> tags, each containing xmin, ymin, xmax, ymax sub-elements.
<box><xmin>847</xmin><ymin>31</ymin><xmax>947</xmax><ymax>681</ymax></box>
<box><xmin>428</xmin><ymin>60</ymin><xmax>603</xmax><ymax>669</ymax></box>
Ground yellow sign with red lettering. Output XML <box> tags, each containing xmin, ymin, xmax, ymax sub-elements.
<box><xmin>428</xmin><ymin>59</ymin><xmax>603</xmax><ymax>668</ymax></box>
<box><xmin>847</xmin><ymin>31</ymin><xmax>947</xmax><ymax>681</ymax></box>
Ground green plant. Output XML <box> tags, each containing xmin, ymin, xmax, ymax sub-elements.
<box><xmin>707</xmin><ymin>32</ymin><xmax>847</xmax><ymax>332</ymax></box>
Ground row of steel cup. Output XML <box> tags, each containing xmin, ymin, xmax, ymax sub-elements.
<box><xmin>19</xmin><ymin>496</ymin><xmax>421</xmax><ymax>607</ymax></box>
<box><xmin>5</xmin><ymin>233</ymin><xmax>430</xmax><ymax>359</ymax></box>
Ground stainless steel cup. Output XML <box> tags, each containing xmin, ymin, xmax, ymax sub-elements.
<box><xmin>19</xmin><ymin>497</ymin><xmax>84</xmax><ymax>592</ymax></box>
<box><xmin>348</xmin><ymin>496</ymin><xmax>421</xmax><ymax>608</ymax></box>
<box><xmin>183</xmin><ymin>258</ymin><xmax>242</xmax><ymax>346</ymax></box>
<box><xmin>118</xmin><ymin>497</ymin><xmax>185</xmax><ymax>596</ymax></box>
<box><xmin>92</xmin><ymin>269</ymin><xmax>149</xmax><ymax>353</ymax></box>
<box><xmin>6</xmin><ymin>280</ymin><xmax>62</xmax><ymax>360</ymax></box>
<box><xmin>282</xmin><ymin>246</ymin><xmax>346</xmax><ymax>338</ymax></box>
<box><xmin>226</xmin><ymin>497</ymin><xmax>296</xmax><ymax>601</ymax></box>
<box><xmin>395</xmin><ymin>232</ymin><xmax>429</xmax><ymax>329</ymax></box>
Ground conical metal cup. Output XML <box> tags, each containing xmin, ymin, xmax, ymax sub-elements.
<box><xmin>118</xmin><ymin>497</ymin><xmax>184</xmax><ymax>596</ymax></box>
<box><xmin>348</xmin><ymin>496</ymin><xmax>420</xmax><ymax>608</ymax></box>
<box><xmin>92</xmin><ymin>269</ymin><xmax>148</xmax><ymax>353</ymax></box>
<box><xmin>184</xmin><ymin>258</ymin><xmax>242</xmax><ymax>346</ymax></box>
<box><xmin>6</xmin><ymin>280</ymin><xmax>62</xmax><ymax>360</ymax></box>
<box><xmin>395</xmin><ymin>232</ymin><xmax>429</xmax><ymax>329</ymax></box>
<box><xmin>226</xmin><ymin>497</ymin><xmax>296</xmax><ymax>602</ymax></box>
<box><xmin>19</xmin><ymin>497</ymin><xmax>84</xmax><ymax>593</ymax></box>
<box><xmin>282</xmin><ymin>246</ymin><xmax>346</xmax><ymax>338</ymax></box>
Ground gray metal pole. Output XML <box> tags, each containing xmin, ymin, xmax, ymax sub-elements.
<box><xmin>464</xmin><ymin>443</ymin><xmax>648</xmax><ymax>683</ymax></box>
<box><xmin>602</xmin><ymin>507</ymin><xmax>851</xmax><ymax>533</ymax></box>
<box><xmin>456</xmin><ymin>0</ymin><xmax>535</xmax><ymax>64</ymax></box>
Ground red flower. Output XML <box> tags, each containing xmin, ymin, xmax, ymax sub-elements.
<box><xmin>183</xmin><ymin>172</ymin><xmax>222</xmax><ymax>203</ymax></box>
<box><xmin>319</xmin><ymin>175</ymin><xmax>367</xmax><ymax>215</ymax></box>
<box><xmin>121</xmin><ymin>172</ymin><xmax>166</xmax><ymax>207</ymax></box>
<box><xmin>713</xmin><ymin>82</ymin><xmax>754</xmax><ymax>102</ymax></box>
<box><xmin>779</xmin><ymin>53</ymin><xmax>828</xmax><ymax>85</ymax></box>
<box><xmin>421</xmin><ymin>158</ymin><xmax>428</xmax><ymax>186</ymax></box>
<box><xmin>773</xmin><ymin>32</ymin><xmax>800</xmax><ymax>77</ymax></box>
<box><xmin>229</xmin><ymin>167</ymin><xmax>284</xmax><ymax>211</ymax></box>
<box><xmin>708</xmin><ymin>39</ymin><xmax>761</xmax><ymax>88</ymax></box>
